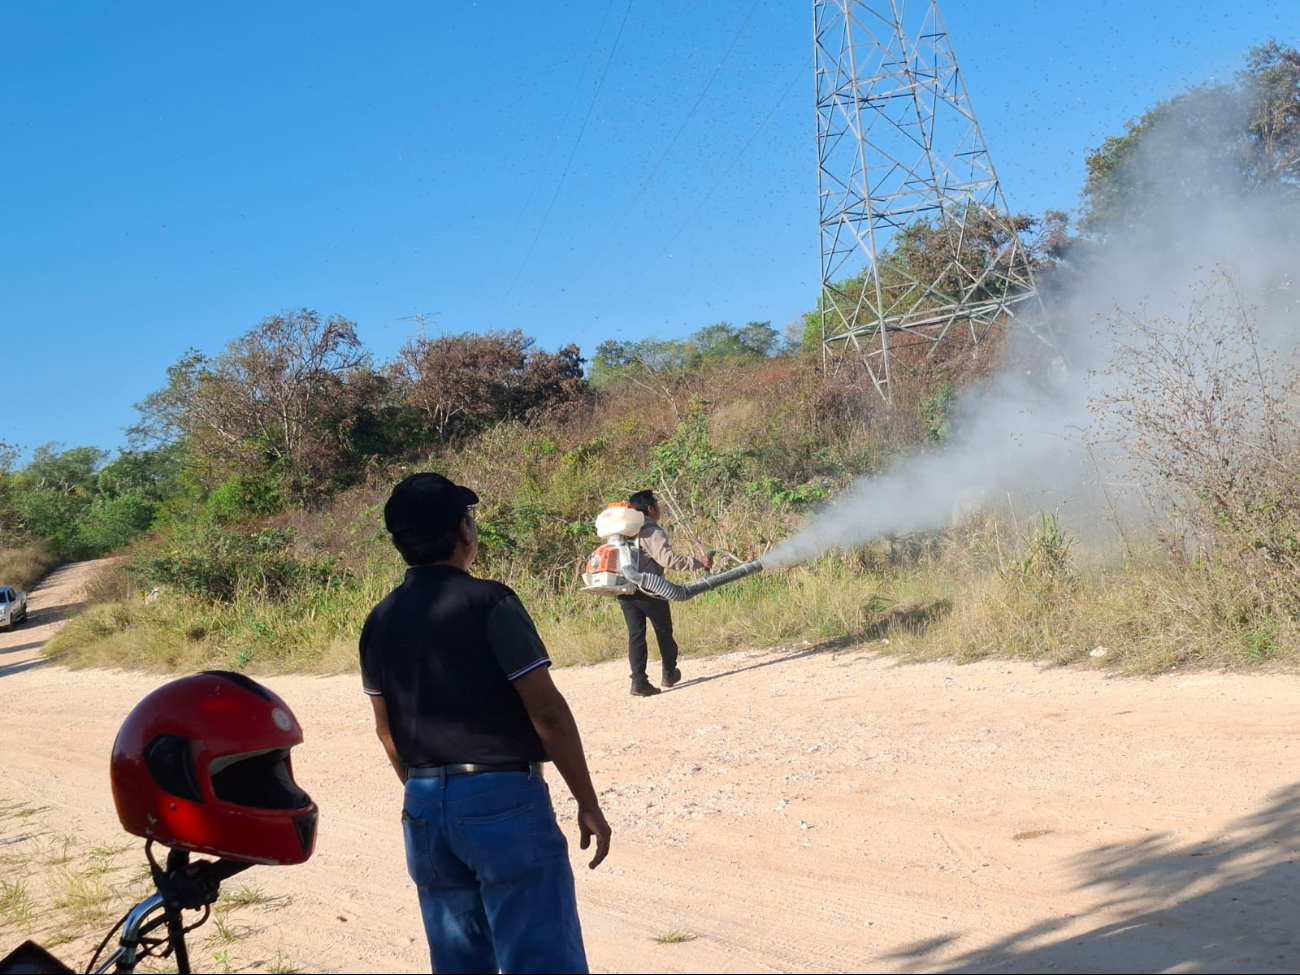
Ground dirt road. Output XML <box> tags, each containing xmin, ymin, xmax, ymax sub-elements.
<box><xmin>3</xmin><ymin>561</ymin><xmax>1299</xmax><ymax>973</ymax></box>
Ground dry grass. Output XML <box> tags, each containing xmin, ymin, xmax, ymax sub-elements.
<box><xmin>0</xmin><ymin>800</ymin><xmax>299</xmax><ymax>974</ymax></box>
<box><xmin>46</xmin><ymin>520</ymin><xmax>1300</xmax><ymax>681</ymax></box>
<box><xmin>652</xmin><ymin>929</ymin><xmax>699</xmax><ymax>944</ymax></box>
<box><xmin>0</xmin><ymin>544</ymin><xmax>56</xmax><ymax>592</ymax></box>
<box><xmin>45</xmin><ymin>567</ymin><xmax>390</xmax><ymax>674</ymax></box>
<box><xmin>525</xmin><ymin>555</ymin><xmax>900</xmax><ymax>668</ymax></box>
<box><xmin>51</xmin><ymin>867</ymin><xmax>114</xmax><ymax>927</ymax></box>
<box><xmin>871</xmin><ymin>530</ymin><xmax>1300</xmax><ymax>675</ymax></box>
<box><xmin>265</xmin><ymin>950</ymin><xmax>301</xmax><ymax>974</ymax></box>
<box><xmin>0</xmin><ymin>808</ymin><xmax>138</xmax><ymax>968</ymax></box>
<box><xmin>47</xmin><ymin>552</ymin><xmax>900</xmax><ymax>675</ymax></box>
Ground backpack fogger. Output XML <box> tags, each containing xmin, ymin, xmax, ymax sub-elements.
<box><xmin>580</xmin><ymin>502</ymin><xmax>765</xmax><ymax>601</ymax></box>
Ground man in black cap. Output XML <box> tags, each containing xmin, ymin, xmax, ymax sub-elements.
<box><xmin>360</xmin><ymin>472</ymin><xmax>610</xmax><ymax>975</ymax></box>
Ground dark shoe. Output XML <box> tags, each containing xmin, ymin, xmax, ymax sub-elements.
<box><xmin>630</xmin><ymin>679</ymin><xmax>661</xmax><ymax>697</ymax></box>
<box><xmin>661</xmin><ymin>667</ymin><xmax>682</xmax><ymax>688</ymax></box>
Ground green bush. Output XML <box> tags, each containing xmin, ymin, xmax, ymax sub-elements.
<box><xmin>128</xmin><ymin>527</ymin><xmax>349</xmax><ymax>603</ymax></box>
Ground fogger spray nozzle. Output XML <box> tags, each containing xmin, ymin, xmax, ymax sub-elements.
<box><xmin>622</xmin><ymin>559</ymin><xmax>766</xmax><ymax>602</ymax></box>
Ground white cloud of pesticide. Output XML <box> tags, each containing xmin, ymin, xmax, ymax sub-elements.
<box><xmin>764</xmin><ymin>96</ymin><xmax>1299</xmax><ymax>571</ymax></box>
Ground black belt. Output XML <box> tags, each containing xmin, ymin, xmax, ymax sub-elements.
<box><xmin>406</xmin><ymin>762</ymin><xmax>542</xmax><ymax>780</ymax></box>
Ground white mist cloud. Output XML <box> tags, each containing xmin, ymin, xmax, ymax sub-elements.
<box><xmin>764</xmin><ymin>95</ymin><xmax>1299</xmax><ymax>570</ymax></box>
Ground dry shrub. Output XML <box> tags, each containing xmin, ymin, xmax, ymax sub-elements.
<box><xmin>0</xmin><ymin>544</ymin><xmax>56</xmax><ymax>592</ymax></box>
<box><xmin>82</xmin><ymin>562</ymin><xmax>136</xmax><ymax>605</ymax></box>
<box><xmin>1092</xmin><ymin>268</ymin><xmax>1300</xmax><ymax>613</ymax></box>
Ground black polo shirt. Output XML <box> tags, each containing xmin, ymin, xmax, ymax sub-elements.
<box><xmin>359</xmin><ymin>564</ymin><xmax>551</xmax><ymax>767</ymax></box>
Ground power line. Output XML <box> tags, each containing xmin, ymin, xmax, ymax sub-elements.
<box><xmin>607</xmin><ymin>58</ymin><xmax>811</xmax><ymax>313</ymax></box>
<box><xmin>568</xmin><ymin>0</ymin><xmax>765</xmax><ymax>292</ymax></box>
<box><xmin>499</xmin><ymin>0</ymin><xmax>635</xmax><ymax>304</ymax></box>
<box><xmin>488</xmin><ymin>0</ymin><xmax>618</xmax><ymax>288</ymax></box>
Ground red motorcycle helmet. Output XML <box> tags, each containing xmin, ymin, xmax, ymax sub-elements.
<box><xmin>110</xmin><ymin>671</ymin><xmax>318</xmax><ymax>866</ymax></box>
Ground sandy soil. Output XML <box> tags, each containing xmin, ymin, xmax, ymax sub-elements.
<box><xmin>3</xmin><ymin>560</ymin><xmax>1300</xmax><ymax>973</ymax></box>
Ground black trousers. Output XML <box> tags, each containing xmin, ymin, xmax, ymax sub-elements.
<box><xmin>618</xmin><ymin>593</ymin><xmax>678</xmax><ymax>681</ymax></box>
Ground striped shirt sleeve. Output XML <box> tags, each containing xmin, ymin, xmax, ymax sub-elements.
<box><xmin>359</xmin><ymin>612</ymin><xmax>383</xmax><ymax>696</ymax></box>
<box><xmin>486</xmin><ymin>594</ymin><xmax>553</xmax><ymax>681</ymax></box>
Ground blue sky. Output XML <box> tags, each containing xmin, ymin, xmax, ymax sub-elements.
<box><xmin>3</xmin><ymin>1</ymin><xmax>1297</xmax><ymax>461</ymax></box>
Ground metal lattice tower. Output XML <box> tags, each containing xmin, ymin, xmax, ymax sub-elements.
<box><xmin>814</xmin><ymin>0</ymin><xmax>1039</xmax><ymax>395</ymax></box>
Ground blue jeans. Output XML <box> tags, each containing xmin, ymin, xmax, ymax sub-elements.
<box><xmin>401</xmin><ymin>769</ymin><xmax>588</xmax><ymax>974</ymax></box>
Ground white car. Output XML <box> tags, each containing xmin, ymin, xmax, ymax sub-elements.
<box><xmin>0</xmin><ymin>586</ymin><xmax>28</xmax><ymax>630</ymax></box>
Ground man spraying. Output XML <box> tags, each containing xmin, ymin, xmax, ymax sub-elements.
<box><xmin>618</xmin><ymin>490</ymin><xmax>713</xmax><ymax>697</ymax></box>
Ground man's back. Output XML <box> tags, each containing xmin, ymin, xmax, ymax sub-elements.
<box><xmin>360</xmin><ymin>564</ymin><xmax>548</xmax><ymax>767</ymax></box>
<box><xmin>365</xmin><ymin>471</ymin><xmax>608</xmax><ymax>974</ymax></box>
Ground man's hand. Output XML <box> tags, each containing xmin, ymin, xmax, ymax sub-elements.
<box><xmin>701</xmin><ymin>553</ymin><xmax>714</xmax><ymax>570</ymax></box>
<box><xmin>578</xmin><ymin>805</ymin><xmax>611</xmax><ymax>869</ymax></box>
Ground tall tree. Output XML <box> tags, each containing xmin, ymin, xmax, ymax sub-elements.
<box><xmin>6</xmin><ymin>444</ymin><xmax>106</xmax><ymax>556</ymax></box>
<box><xmin>393</xmin><ymin>330</ymin><xmax>584</xmax><ymax>442</ymax></box>
<box><xmin>134</xmin><ymin>310</ymin><xmax>373</xmax><ymax>503</ymax></box>
<box><xmin>0</xmin><ymin>442</ymin><xmax>20</xmax><ymax>540</ymax></box>
<box><xmin>1081</xmin><ymin>40</ymin><xmax>1300</xmax><ymax>235</ymax></box>
<box><xmin>590</xmin><ymin>321</ymin><xmax>781</xmax><ymax>385</ymax></box>
<box><xmin>1241</xmin><ymin>40</ymin><xmax>1300</xmax><ymax>186</ymax></box>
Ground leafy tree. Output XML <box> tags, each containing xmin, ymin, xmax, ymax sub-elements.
<box><xmin>96</xmin><ymin>445</ymin><xmax>184</xmax><ymax>504</ymax></box>
<box><xmin>590</xmin><ymin>321</ymin><xmax>779</xmax><ymax>385</ymax></box>
<box><xmin>1081</xmin><ymin>40</ymin><xmax>1300</xmax><ymax>235</ymax></box>
<box><xmin>880</xmin><ymin>206</ymin><xmax>1038</xmax><ymax>303</ymax></box>
<box><xmin>134</xmin><ymin>310</ymin><xmax>374</xmax><ymax>503</ymax></box>
<box><xmin>76</xmin><ymin>494</ymin><xmax>157</xmax><ymax>552</ymax></box>
<box><xmin>4</xmin><ymin>445</ymin><xmax>103</xmax><ymax>555</ymax></box>
<box><xmin>1081</xmin><ymin>83</ymin><xmax>1248</xmax><ymax>234</ymax></box>
<box><xmin>10</xmin><ymin>488</ymin><xmax>85</xmax><ymax>554</ymax></box>
<box><xmin>1241</xmin><ymin>40</ymin><xmax>1300</xmax><ymax>185</ymax></box>
<box><xmin>2</xmin><ymin>444</ymin><xmax>169</xmax><ymax>557</ymax></box>
<box><xmin>590</xmin><ymin>338</ymin><xmax>696</xmax><ymax>380</ymax></box>
<box><xmin>203</xmin><ymin>475</ymin><xmax>285</xmax><ymax>524</ymax></box>
<box><xmin>692</xmin><ymin>321</ymin><xmax>779</xmax><ymax>360</ymax></box>
<box><xmin>21</xmin><ymin>444</ymin><xmax>104</xmax><ymax>494</ymax></box>
<box><xmin>0</xmin><ymin>442</ymin><xmax>19</xmax><ymax>539</ymax></box>
<box><xmin>392</xmin><ymin>330</ymin><xmax>584</xmax><ymax>442</ymax></box>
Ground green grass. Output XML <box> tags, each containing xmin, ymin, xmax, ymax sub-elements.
<box><xmin>266</xmin><ymin>949</ymin><xmax>301</xmax><ymax>974</ymax></box>
<box><xmin>206</xmin><ymin>912</ymin><xmax>245</xmax><ymax>946</ymax></box>
<box><xmin>218</xmin><ymin>883</ymin><xmax>270</xmax><ymax>910</ymax></box>
<box><xmin>0</xmin><ymin>878</ymin><xmax>33</xmax><ymax>926</ymax></box>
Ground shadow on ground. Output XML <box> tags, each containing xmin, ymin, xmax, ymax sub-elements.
<box><xmin>671</xmin><ymin>599</ymin><xmax>952</xmax><ymax>692</ymax></box>
<box><xmin>0</xmin><ymin>657</ymin><xmax>52</xmax><ymax>680</ymax></box>
<box><xmin>882</xmin><ymin>782</ymin><xmax>1300</xmax><ymax>974</ymax></box>
<box><xmin>1</xmin><ymin>640</ymin><xmax>44</xmax><ymax>657</ymax></box>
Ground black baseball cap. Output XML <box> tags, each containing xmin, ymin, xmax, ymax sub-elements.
<box><xmin>383</xmin><ymin>473</ymin><xmax>479</xmax><ymax>534</ymax></box>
